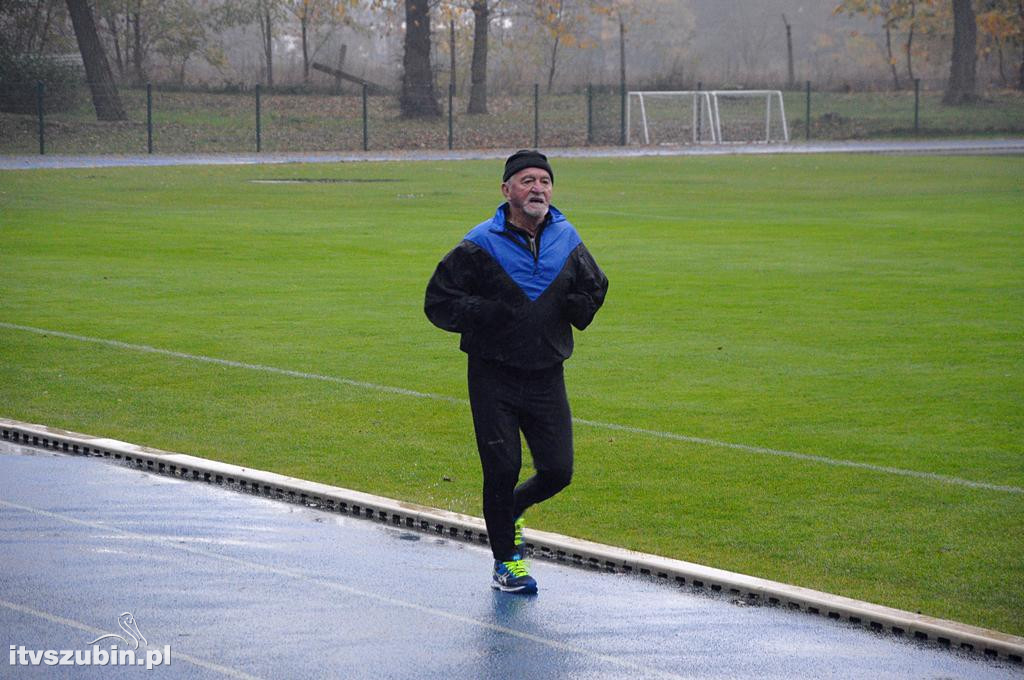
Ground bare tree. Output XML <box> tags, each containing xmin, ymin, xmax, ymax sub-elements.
<box><xmin>883</xmin><ymin>5</ymin><xmax>902</xmax><ymax>89</ymax></box>
<box><xmin>944</xmin><ymin>0</ymin><xmax>977</xmax><ymax>103</ymax></box>
<box><xmin>1019</xmin><ymin>0</ymin><xmax>1023</xmax><ymax>90</ymax></box>
<box><xmin>835</xmin><ymin>1</ymin><xmax>935</xmax><ymax>91</ymax></box>
<box><xmin>297</xmin><ymin>0</ymin><xmax>313</xmax><ymax>82</ymax></box>
<box><xmin>533</xmin><ymin>0</ymin><xmax>591</xmax><ymax>94</ymax></box>
<box><xmin>285</xmin><ymin>0</ymin><xmax>333</xmax><ymax>84</ymax></box>
<box><xmin>977</xmin><ymin>0</ymin><xmax>1024</xmax><ymax>90</ymax></box>
<box><xmin>10</xmin><ymin>0</ymin><xmax>64</xmax><ymax>55</ymax></box>
<box><xmin>258</xmin><ymin>0</ymin><xmax>275</xmax><ymax>87</ymax></box>
<box><xmin>782</xmin><ymin>13</ymin><xmax>795</xmax><ymax>89</ymax></box>
<box><xmin>468</xmin><ymin>0</ymin><xmax>489</xmax><ymax>113</ymax></box>
<box><xmin>129</xmin><ymin>0</ymin><xmax>146</xmax><ymax>86</ymax></box>
<box><xmin>152</xmin><ymin>0</ymin><xmax>211</xmax><ymax>86</ymax></box>
<box><xmin>65</xmin><ymin>0</ymin><xmax>126</xmax><ymax>120</ymax></box>
<box><xmin>1019</xmin><ymin>0</ymin><xmax>1024</xmax><ymax>90</ymax></box>
<box><xmin>400</xmin><ymin>0</ymin><xmax>440</xmax><ymax>117</ymax></box>
<box><xmin>98</xmin><ymin>4</ymin><xmax>124</xmax><ymax>77</ymax></box>
<box><xmin>905</xmin><ymin>0</ymin><xmax>918</xmax><ymax>83</ymax></box>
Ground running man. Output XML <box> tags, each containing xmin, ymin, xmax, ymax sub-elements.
<box><xmin>424</xmin><ymin>150</ymin><xmax>609</xmax><ymax>593</ymax></box>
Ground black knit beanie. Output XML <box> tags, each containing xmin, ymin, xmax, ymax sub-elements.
<box><xmin>502</xmin><ymin>149</ymin><xmax>554</xmax><ymax>184</ymax></box>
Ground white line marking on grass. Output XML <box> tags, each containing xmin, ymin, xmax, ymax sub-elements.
<box><xmin>0</xmin><ymin>322</ymin><xmax>462</xmax><ymax>404</ymax></box>
<box><xmin>0</xmin><ymin>499</ymin><xmax>694</xmax><ymax>680</ymax></box>
<box><xmin>572</xmin><ymin>418</ymin><xmax>1023</xmax><ymax>494</ymax></box>
<box><xmin>3</xmin><ymin>321</ymin><xmax>1020</xmax><ymax>495</ymax></box>
<box><xmin>0</xmin><ymin>597</ymin><xmax>264</xmax><ymax>680</ymax></box>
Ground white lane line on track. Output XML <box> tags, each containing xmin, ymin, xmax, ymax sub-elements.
<box><xmin>2</xmin><ymin>321</ymin><xmax>1020</xmax><ymax>496</ymax></box>
<box><xmin>0</xmin><ymin>597</ymin><xmax>263</xmax><ymax>680</ymax></box>
<box><xmin>0</xmin><ymin>498</ymin><xmax>695</xmax><ymax>680</ymax></box>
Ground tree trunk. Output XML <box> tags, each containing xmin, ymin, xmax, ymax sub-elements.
<box><xmin>1018</xmin><ymin>0</ymin><xmax>1024</xmax><ymax>91</ymax></box>
<box><xmin>301</xmin><ymin>12</ymin><xmax>309</xmax><ymax>83</ymax></box>
<box><xmin>104</xmin><ymin>11</ymin><xmax>124</xmax><ymax>78</ymax></box>
<box><xmin>547</xmin><ymin>34</ymin><xmax>560</xmax><ymax>94</ymax></box>
<box><xmin>262</xmin><ymin>8</ymin><xmax>274</xmax><ymax>88</ymax></box>
<box><xmin>619</xmin><ymin>16</ymin><xmax>626</xmax><ymax>89</ymax></box>
<box><xmin>545</xmin><ymin>0</ymin><xmax>564</xmax><ymax>95</ymax></box>
<box><xmin>65</xmin><ymin>0</ymin><xmax>126</xmax><ymax>121</ymax></box>
<box><xmin>943</xmin><ymin>0</ymin><xmax>977</xmax><ymax>104</ymax></box>
<box><xmin>619</xmin><ymin>16</ymin><xmax>627</xmax><ymax>146</ymax></box>
<box><xmin>885</xmin><ymin>23</ymin><xmax>901</xmax><ymax>90</ymax></box>
<box><xmin>467</xmin><ymin>0</ymin><xmax>489</xmax><ymax>114</ymax></box>
<box><xmin>131</xmin><ymin>5</ymin><xmax>145</xmax><ymax>87</ymax></box>
<box><xmin>23</xmin><ymin>0</ymin><xmax>45</xmax><ymax>53</ymax></box>
<box><xmin>1019</xmin><ymin>43</ymin><xmax>1024</xmax><ymax>91</ymax></box>
<box><xmin>38</xmin><ymin>0</ymin><xmax>59</xmax><ymax>54</ymax></box>
<box><xmin>782</xmin><ymin>14</ymin><xmax>795</xmax><ymax>89</ymax></box>
<box><xmin>400</xmin><ymin>0</ymin><xmax>440</xmax><ymax>118</ymax></box>
<box><xmin>997</xmin><ymin>42</ymin><xmax>1007</xmax><ymax>86</ymax></box>
<box><xmin>335</xmin><ymin>44</ymin><xmax>347</xmax><ymax>94</ymax></box>
<box><xmin>449</xmin><ymin>19</ymin><xmax>456</xmax><ymax>97</ymax></box>
<box><xmin>905</xmin><ymin>0</ymin><xmax>916</xmax><ymax>83</ymax></box>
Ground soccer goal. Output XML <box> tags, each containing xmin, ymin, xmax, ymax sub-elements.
<box><xmin>627</xmin><ymin>90</ymin><xmax>789</xmax><ymax>145</ymax></box>
<box><xmin>709</xmin><ymin>90</ymin><xmax>789</xmax><ymax>144</ymax></box>
<box><xmin>626</xmin><ymin>91</ymin><xmax>717</xmax><ymax>145</ymax></box>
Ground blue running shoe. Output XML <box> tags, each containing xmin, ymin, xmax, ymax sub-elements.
<box><xmin>492</xmin><ymin>554</ymin><xmax>538</xmax><ymax>594</ymax></box>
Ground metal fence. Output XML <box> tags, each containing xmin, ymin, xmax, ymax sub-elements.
<box><xmin>1</xmin><ymin>80</ymin><xmax>1021</xmax><ymax>155</ymax></box>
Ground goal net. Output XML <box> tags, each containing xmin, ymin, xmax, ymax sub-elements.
<box><xmin>626</xmin><ymin>91</ymin><xmax>716</xmax><ymax>145</ymax></box>
<box><xmin>627</xmin><ymin>90</ymin><xmax>789</xmax><ymax>145</ymax></box>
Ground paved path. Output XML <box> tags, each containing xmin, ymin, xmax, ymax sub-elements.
<box><xmin>1</xmin><ymin>138</ymin><xmax>1023</xmax><ymax>170</ymax></box>
<box><xmin>1</xmin><ymin>443</ymin><xmax>1019</xmax><ymax>679</ymax></box>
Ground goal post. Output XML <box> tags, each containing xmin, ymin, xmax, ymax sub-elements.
<box><xmin>626</xmin><ymin>91</ymin><xmax>717</xmax><ymax>145</ymax></box>
<box><xmin>708</xmin><ymin>90</ymin><xmax>789</xmax><ymax>144</ymax></box>
<box><xmin>627</xmin><ymin>89</ymin><xmax>789</xmax><ymax>145</ymax></box>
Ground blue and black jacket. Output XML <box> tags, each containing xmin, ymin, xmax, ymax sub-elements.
<box><xmin>425</xmin><ymin>203</ymin><xmax>608</xmax><ymax>371</ymax></box>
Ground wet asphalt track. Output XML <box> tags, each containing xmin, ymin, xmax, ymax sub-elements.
<box><xmin>1</xmin><ymin>444</ymin><xmax>1020</xmax><ymax>680</ymax></box>
<box><xmin>1</xmin><ymin>138</ymin><xmax>1022</xmax><ymax>171</ymax></box>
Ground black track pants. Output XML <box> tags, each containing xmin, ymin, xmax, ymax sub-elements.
<box><xmin>467</xmin><ymin>356</ymin><xmax>574</xmax><ymax>562</ymax></box>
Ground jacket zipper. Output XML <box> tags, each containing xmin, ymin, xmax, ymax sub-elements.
<box><xmin>499</xmin><ymin>227</ymin><xmax>542</xmax><ymax>274</ymax></box>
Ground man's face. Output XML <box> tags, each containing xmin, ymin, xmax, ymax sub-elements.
<box><xmin>502</xmin><ymin>167</ymin><xmax>552</xmax><ymax>221</ymax></box>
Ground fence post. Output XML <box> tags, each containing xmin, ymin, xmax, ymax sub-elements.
<box><xmin>448</xmin><ymin>83</ymin><xmax>454</xmax><ymax>150</ymax></box>
<box><xmin>146</xmin><ymin>83</ymin><xmax>153</xmax><ymax>154</ymax></box>
<box><xmin>255</xmin><ymin>84</ymin><xmax>262</xmax><ymax>153</ymax></box>
<box><xmin>362</xmin><ymin>83</ymin><xmax>368</xmax><ymax>151</ymax></box>
<box><xmin>533</xmin><ymin>83</ymin><xmax>540</xmax><ymax>148</ymax></box>
<box><xmin>914</xmin><ymin>78</ymin><xmax>920</xmax><ymax>134</ymax></box>
<box><xmin>36</xmin><ymin>81</ymin><xmax>45</xmax><ymax>155</ymax></box>
<box><xmin>586</xmin><ymin>84</ymin><xmax>593</xmax><ymax>146</ymax></box>
<box><xmin>805</xmin><ymin>80</ymin><xmax>811</xmax><ymax>141</ymax></box>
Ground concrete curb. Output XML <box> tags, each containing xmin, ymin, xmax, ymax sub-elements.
<box><xmin>2</xmin><ymin>416</ymin><xmax>1022</xmax><ymax>663</ymax></box>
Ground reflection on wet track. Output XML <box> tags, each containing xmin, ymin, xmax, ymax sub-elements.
<box><xmin>0</xmin><ymin>444</ymin><xmax>1018</xmax><ymax>679</ymax></box>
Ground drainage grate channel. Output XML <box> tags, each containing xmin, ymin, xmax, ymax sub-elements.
<box><xmin>2</xmin><ymin>418</ymin><xmax>1022</xmax><ymax>664</ymax></box>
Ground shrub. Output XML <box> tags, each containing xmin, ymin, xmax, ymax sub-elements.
<box><xmin>0</xmin><ymin>43</ymin><xmax>82</xmax><ymax>114</ymax></box>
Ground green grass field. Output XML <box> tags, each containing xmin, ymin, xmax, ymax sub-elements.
<box><xmin>1</xmin><ymin>154</ymin><xmax>1021</xmax><ymax>636</ymax></box>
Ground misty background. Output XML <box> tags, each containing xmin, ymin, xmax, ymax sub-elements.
<box><xmin>4</xmin><ymin>0</ymin><xmax>1021</xmax><ymax>96</ymax></box>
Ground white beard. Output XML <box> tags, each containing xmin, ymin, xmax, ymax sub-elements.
<box><xmin>522</xmin><ymin>200</ymin><xmax>548</xmax><ymax>218</ymax></box>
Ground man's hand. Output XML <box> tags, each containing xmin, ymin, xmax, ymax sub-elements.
<box><xmin>564</xmin><ymin>292</ymin><xmax>595</xmax><ymax>330</ymax></box>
